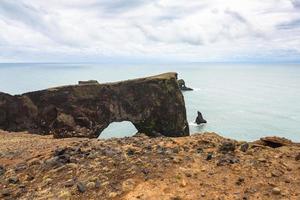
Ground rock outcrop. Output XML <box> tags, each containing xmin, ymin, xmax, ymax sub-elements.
<box><xmin>177</xmin><ymin>79</ymin><xmax>193</xmax><ymax>91</ymax></box>
<box><xmin>256</xmin><ymin>136</ymin><xmax>293</xmax><ymax>148</ymax></box>
<box><xmin>0</xmin><ymin>73</ymin><xmax>189</xmax><ymax>138</ymax></box>
<box><xmin>195</xmin><ymin>111</ymin><xmax>207</xmax><ymax>124</ymax></box>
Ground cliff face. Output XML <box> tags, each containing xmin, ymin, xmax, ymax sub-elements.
<box><xmin>0</xmin><ymin>73</ymin><xmax>189</xmax><ymax>138</ymax></box>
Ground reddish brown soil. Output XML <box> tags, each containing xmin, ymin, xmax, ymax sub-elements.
<box><xmin>0</xmin><ymin>130</ymin><xmax>300</xmax><ymax>200</ymax></box>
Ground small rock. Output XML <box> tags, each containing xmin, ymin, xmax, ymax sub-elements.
<box><xmin>196</xmin><ymin>148</ymin><xmax>203</xmax><ymax>154</ymax></box>
<box><xmin>271</xmin><ymin>170</ymin><xmax>283</xmax><ymax>177</ymax></box>
<box><xmin>59</xmin><ymin>190</ymin><xmax>72</xmax><ymax>199</ymax></box>
<box><xmin>8</xmin><ymin>176</ymin><xmax>19</xmax><ymax>184</ymax></box>
<box><xmin>201</xmin><ymin>166</ymin><xmax>207</xmax><ymax>172</ymax></box>
<box><xmin>184</xmin><ymin>172</ymin><xmax>192</xmax><ymax>177</ymax></box>
<box><xmin>240</xmin><ymin>143</ymin><xmax>249</xmax><ymax>152</ymax></box>
<box><xmin>95</xmin><ymin>180</ymin><xmax>101</xmax><ymax>188</ymax></box>
<box><xmin>64</xmin><ymin>179</ymin><xmax>75</xmax><ymax>187</ymax></box>
<box><xmin>28</xmin><ymin>158</ymin><xmax>41</xmax><ymax>166</ymax></box>
<box><xmin>172</xmin><ymin>147</ymin><xmax>180</xmax><ymax>154</ymax></box>
<box><xmin>236</xmin><ymin>177</ymin><xmax>245</xmax><ymax>185</ymax></box>
<box><xmin>180</xmin><ymin>179</ymin><xmax>187</xmax><ymax>187</ymax></box>
<box><xmin>295</xmin><ymin>153</ymin><xmax>300</xmax><ymax>161</ymax></box>
<box><xmin>272</xmin><ymin>187</ymin><xmax>281</xmax><ymax>195</ymax></box>
<box><xmin>206</xmin><ymin>153</ymin><xmax>213</xmax><ymax>161</ymax></box>
<box><xmin>0</xmin><ymin>165</ymin><xmax>5</xmax><ymax>176</ymax></box>
<box><xmin>141</xmin><ymin>168</ymin><xmax>150</xmax><ymax>175</ymax></box>
<box><xmin>219</xmin><ymin>141</ymin><xmax>236</xmax><ymax>154</ymax></box>
<box><xmin>127</xmin><ymin>149</ymin><xmax>135</xmax><ymax>156</ymax></box>
<box><xmin>65</xmin><ymin>163</ymin><xmax>78</xmax><ymax>169</ymax></box>
<box><xmin>44</xmin><ymin>178</ymin><xmax>53</xmax><ymax>185</ymax></box>
<box><xmin>108</xmin><ymin>192</ymin><xmax>118</xmax><ymax>198</ymax></box>
<box><xmin>217</xmin><ymin>155</ymin><xmax>239</xmax><ymax>166</ymax></box>
<box><xmin>77</xmin><ymin>182</ymin><xmax>86</xmax><ymax>193</ymax></box>
<box><xmin>1</xmin><ymin>189</ymin><xmax>11</xmax><ymax>197</ymax></box>
<box><xmin>86</xmin><ymin>181</ymin><xmax>96</xmax><ymax>189</ymax></box>
<box><xmin>258</xmin><ymin>157</ymin><xmax>267</xmax><ymax>162</ymax></box>
<box><xmin>25</xmin><ymin>174</ymin><xmax>35</xmax><ymax>181</ymax></box>
<box><xmin>15</xmin><ymin>163</ymin><xmax>27</xmax><ymax>172</ymax></box>
<box><xmin>122</xmin><ymin>179</ymin><xmax>136</xmax><ymax>191</ymax></box>
<box><xmin>54</xmin><ymin>147</ymin><xmax>67</xmax><ymax>156</ymax></box>
<box><xmin>265</xmin><ymin>173</ymin><xmax>272</xmax><ymax>178</ymax></box>
<box><xmin>284</xmin><ymin>179</ymin><xmax>291</xmax><ymax>183</ymax></box>
<box><xmin>157</xmin><ymin>146</ymin><xmax>166</xmax><ymax>154</ymax></box>
<box><xmin>171</xmin><ymin>196</ymin><xmax>182</xmax><ymax>200</ymax></box>
<box><xmin>172</xmin><ymin>157</ymin><xmax>182</xmax><ymax>163</ymax></box>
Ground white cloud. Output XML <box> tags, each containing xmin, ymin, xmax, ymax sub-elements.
<box><xmin>0</xmin><ymin>0</ymin><xmax>299</xmax><ymax>62</ymax></box>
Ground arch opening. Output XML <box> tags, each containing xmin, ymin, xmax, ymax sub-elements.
<box><xmin>98</xmin><ymin>121</ymin><xmax>138</xmax><ymax>139</ymax></box>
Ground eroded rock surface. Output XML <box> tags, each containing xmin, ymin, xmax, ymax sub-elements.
<box><xmin>0</xmin><ymin>73</ymin><xmax>189</xmax><ymax>138</ymax></box>
<box><xmin>1</xmin><ymin>131</ymin><xmax>300</xmax><ymax>200</ymax></box>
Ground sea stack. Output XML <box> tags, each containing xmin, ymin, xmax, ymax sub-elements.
<box><xmin>177</xmin><ymin>79</ymin><xmax>193</xmax><ymax>91</ymax></box>
<box><xmin>195</xmin><ymin>111</ymin><xmax>207</xmax><ymax>124</ymax></box>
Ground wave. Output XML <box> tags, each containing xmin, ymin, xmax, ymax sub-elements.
<box><xmin>189</xmin><ymin>122</ymin><xmax>197</xmax><ymax>126</ymax></box>
<box><xmin>192</xmin><ymin>88</ymin><xmax>202</xmax><ymax>91</ymax></box>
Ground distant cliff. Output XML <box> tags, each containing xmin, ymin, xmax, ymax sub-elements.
<box><xmin>0</xmin><ymin>73</ymin><xmax>189</xmax><ymax>138</ymax></box>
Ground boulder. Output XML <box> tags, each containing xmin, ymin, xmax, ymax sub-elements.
<box><xmin>0</xmin><ymin>73</ymin><xmax>189</xmax><ymax>138</ymax></box>
<box><xmin>195</xmin><ymin>111</ymin><xmax>207</xmax><ymax>124</ymax></box>
<box><xmin>258</xmin><ymin>136</ymin><xmax>293</xmax><ymax>148</ymax></box>
<box><xmin>177</xmin><ymin>79</ymin><xmax>193</xmax><ymax>91</ymax></box>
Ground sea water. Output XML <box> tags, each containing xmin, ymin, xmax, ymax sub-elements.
<box><xmin>0</xmin><ymin>63</ymin><xmax>299</xmax><ymax>142</ymax></box>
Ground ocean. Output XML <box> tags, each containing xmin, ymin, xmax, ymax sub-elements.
<box><xmin>0</xmin><ymin>63</ymin><xmax>299</xmax><ymax>142</ymax></box>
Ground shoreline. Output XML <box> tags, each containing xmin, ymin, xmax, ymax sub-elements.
<box><xmin>1</xmin><ymin>130</ymin><xmax>299</xmax><ymax>199</ymax></box>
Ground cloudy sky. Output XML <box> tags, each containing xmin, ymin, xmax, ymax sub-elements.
<box><xmin>0</xmin><ymin>0</ymin><xmax>300</xmax><ymax>63</ymax></box>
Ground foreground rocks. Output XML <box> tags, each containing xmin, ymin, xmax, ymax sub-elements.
<box><xmin>0</xmin><ymin>130</ymin><xmax>299</xmax><ymax>200</ymax></box>
<box><xmin>0</xmin><ymin>73</ymin><xmax>189</xmax><ymax>138</ymax></box>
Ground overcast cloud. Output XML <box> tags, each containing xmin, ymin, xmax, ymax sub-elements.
<box><xmin>0</xmin><ymin>0</ymin><xmax>300</xmax><ymax>62</ymax></box>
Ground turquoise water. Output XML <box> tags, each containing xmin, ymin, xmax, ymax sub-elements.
<box><xmin>0</xmin><ymin>63</ymin><xmax>299</xmax><ymax>141</ymax></box>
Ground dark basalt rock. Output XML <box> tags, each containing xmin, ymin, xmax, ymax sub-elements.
<box><xmin>177</xmin><ymin>79</ymin><xmax>193</xmax><ymax>91</ymax></box>
<box><xmin>206</xmin><ymin>152</ymin><xmax>213</xmax><ymax>160</ymax></box>
<box><xmin>195</xmin><ymin>111</ymin><xmax>207</xmax><ymax>124</ymax></box>
<box><xmin>77</xmin><ymin>182</ymin><xmax>86</xmax><ymax>193</ymax></box>
<box><xmin>8</xmin><ymin>176</ymin><xmax>19</xmax><ymax>184</ymax></box>
<box><xmin>218</xmin><ymin>141</ymin><xmax>236</xmax><ymax>154</ymax></box>
<box><xmin>240</xmin><ymin>143</ymin><xmax>249</xmax><ymax>152</ymax></box>
<box><xmin>217</xmin><ymin>154</ymin><xmax>239</xmax><ymax>166</ymax></box>
<box><xmin>0</xmin><ymin>73</ymin><xmax>189</xmax><ymax>138</ymax></box>
<box><xmin>0</xmin><ymin>165</ymin><xmax>5</xmax><ymax>176</ymax></box>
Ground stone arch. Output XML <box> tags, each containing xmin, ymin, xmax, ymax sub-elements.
<box><xmin>0</xmin><ymin>73</ymin><xmax>190</xmax><ymax>138</ymax></box>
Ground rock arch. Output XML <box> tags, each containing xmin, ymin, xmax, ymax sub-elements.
<box><xmin>0</xmin><ymin>73</ymin><xmax>189</xmax><ymax>138</ymax></box>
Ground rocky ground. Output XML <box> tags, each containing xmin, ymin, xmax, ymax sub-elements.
<box><xmin>0</xmin><ymin>130</ymin><xmax>300</xmax><ymax>200</ymax></box>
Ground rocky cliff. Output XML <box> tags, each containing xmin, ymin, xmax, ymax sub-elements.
<box><xmin>0</xmin><ymin>73</ymin><xmax>189</xmax><ymax>138</ymax></box>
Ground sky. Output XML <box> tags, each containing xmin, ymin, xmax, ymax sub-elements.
<box><xmin>0</xmin><ymin>0</ymin><xmax>300</xmax><ymax>63</ymax></box>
